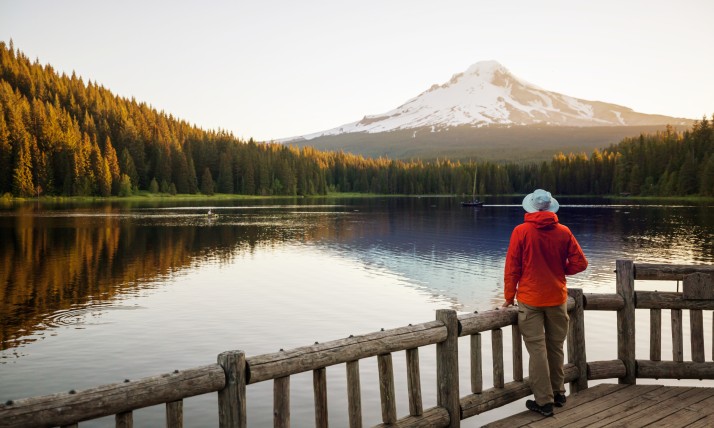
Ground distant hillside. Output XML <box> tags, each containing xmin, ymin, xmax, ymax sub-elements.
<box><xmin>1</xmin><ymin>41</ymin><xmax>711</xmax><ymax>199</ymax></box>
<box><xmin>288</xmin><ymin>124</ymin><xmax>688</xmax><ymax>162</ymax></box>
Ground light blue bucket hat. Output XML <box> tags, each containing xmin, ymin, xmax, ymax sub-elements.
<box><xmin>522</xmin><ymin>189</ymin><xmax>559</xmax><ymax>213</ymax></box>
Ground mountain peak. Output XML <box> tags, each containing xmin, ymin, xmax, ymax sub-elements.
<box><xmin>292</xmin><ymin>61</ymin><xmax>690</xmax><ymax>141</ymax></box>
<box><xmin>464</xmin><ymin>60</ymin><xmax>507</xmax><ymax>76</ymax></box>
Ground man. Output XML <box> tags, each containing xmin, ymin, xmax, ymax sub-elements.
<box><xmin>502</xmin><ymin>189</ymin><xmax>588</xmax><ymax>417</ymax></box>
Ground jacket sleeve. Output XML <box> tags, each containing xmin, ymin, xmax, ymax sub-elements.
<box><xmin>504</xmin><ymin>227</ymin><xmax>522</xmax><ymax>302</ymax></box>
<box><xmin>565</xmin><ymin>233</ymin><xmax>588</xmax><ymax>275</ymax></box>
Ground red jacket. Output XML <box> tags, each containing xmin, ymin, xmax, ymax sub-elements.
<box><xmin>504</xmin><ymin>211</ymin><xmax>588</xmax><ymax>307</ymax></box>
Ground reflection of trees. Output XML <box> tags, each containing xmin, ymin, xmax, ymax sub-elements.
<box><xmin>0</xmin><ymin>206</ymin><xmax>359</xmax><ymax>350</ymax></box>
<box><xmin>2</xmin><ymin>200</ymin><xmax>712</xmax><ymax>350</ymax></box>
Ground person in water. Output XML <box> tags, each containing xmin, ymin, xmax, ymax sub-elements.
<box><xmin>502</xmin><ymin>189</ymin><xmax>588</xmax><ymax>417</ymax></box>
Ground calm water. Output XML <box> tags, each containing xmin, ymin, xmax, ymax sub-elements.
<box><xmin>1</xmin><ymin>196</ymin><xmax>713</xmax><ymax>426</ymax></box>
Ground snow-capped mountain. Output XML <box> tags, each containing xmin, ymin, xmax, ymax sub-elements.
<box><xmin>294</xmin><ymin>60</ymin><xmax>686</xmax><ymax>141</ymax></box>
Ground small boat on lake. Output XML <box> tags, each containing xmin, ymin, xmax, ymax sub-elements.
<box><xmin>461</xmin><ymin>167</ymin><xmax>484</xmax><ymax>208</ymax></box>
<box><xmin>461</xmin><ymin>200</ymin><xmax>484</xmax><ymax>207</ymax></box>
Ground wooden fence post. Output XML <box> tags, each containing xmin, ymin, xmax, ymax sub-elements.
<box><xmin>166</xmin><ymin>400</ymin><xmax>183</xmax><ymax>428</ymax></box>
<box><xmin>436</xmin><ymin>309</ymin><xmax>460</xmax><ymax>428</ymax></box>
<box><xmin>218</xmin><ymin>350</ymin><xmax>247</xmax><ymax>428</ymax></box>
<box><xmin>313</xmin><ymin>368</ymin><xmax>328</xmax><ymax>428</ymax></box>
<box><xmin>567</xmin><ymin>288</ymin><xmax>588</xmax><ymax>392</ymax></box>
<box><xmin>116</xmin><ymin>411</ymin><xmax>133</xmax><ymax>428</ymax></box>
<box><xmin>274</xmin><ymin>376</ymin><xmax>290</xmax><ymax>428</ymax></box>
<box><xmin>346</xmin><ymin>360</ymin><xmax>362</xmax><ymax>428</ymax></box>
<box><xmin>616</xmin><ymin>260</ymin><xmax>636</xmax><ymax>384</ymax></box>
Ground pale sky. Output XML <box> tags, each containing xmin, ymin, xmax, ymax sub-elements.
<box><xmin>1</xmin><ymin>0</ymin><xmax>712</xmax><ymax>142</ymax></box>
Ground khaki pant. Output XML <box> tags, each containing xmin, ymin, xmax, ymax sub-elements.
<box><xmin>518</xmin><ymin>301</ymin><xmax>569</xmax><ymax>406</ymax></box>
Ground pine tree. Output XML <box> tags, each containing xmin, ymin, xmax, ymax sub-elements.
<box><xmin>700</xmin><ymin>156</ymin><xmax>714</xmax><ymax>196</ymax></box>
<box><xmin>217</xmin><ymin>152</ymin><xmax>234</xmax><ymax>193</ymax></box>
<box><xmin>97</xmin><ymin>158</ymin><xmax>112</xmax><ymax>197</ymax></box>
<box><xmin>677</xmin><ymin>153</ymin><xmax>698</xmax><ymax>195</ymax></box>
<box><xmin>201</xmin><ymin>167</ymin><xmax>214</xmax><ymax>195</ymax></box>
<box><xmin>0</xmin><ymin>114</ymin><xmax>13</xmax><ymax>193</ymax></box>
<box><xmin>119</xmin><ymin>148</ymin><xmax>139</xmax><ymax>191</ymax></box>
<box><xmin>102</xmin><ymin>136</ymin><xmax>120</xmax><ymax>194</ymax></box>
<box><xmin>171</xmin><ymin>147</ymin><xmax>190</xmax><ymax>194</ymax></box>
<box><xmin>186</xmin><ymin>152</ymin><xmax>198</xmax><ymax>194</ymax></box>
<box><xmin>12</xmin><ymin>135</ymin><xmax>35</xmax><ymax>196</ymax></box>
<box><xmin>149</xmin><ymin>177</ymin><xmax>159</xmax><ymax>193</ymax></box>
<box><xmin>118</xmin><ymin>173</ymin><xmax>133</xmax><ymax>196</ymax></box>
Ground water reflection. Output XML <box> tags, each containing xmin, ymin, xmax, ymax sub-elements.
<box><xmin>0</xmin><ymin>203</ymin><xmax>357</xmax><ymax>350</ymax></box>
<box><xmin>1</xmin><ymin>197</ymin><xmax>713</xmax><ymax>352</ymax></box>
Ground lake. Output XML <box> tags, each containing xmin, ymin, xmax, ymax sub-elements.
<box><xmin>1</xmin><ymin>196</ymin><xmax>713</xmax><ymax>426</ymax></box>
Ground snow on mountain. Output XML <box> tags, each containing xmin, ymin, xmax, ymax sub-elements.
<box><xmin>295</xmin><ymin>60</ymin><xmax>685</xmax><ymax>141</ymax></box>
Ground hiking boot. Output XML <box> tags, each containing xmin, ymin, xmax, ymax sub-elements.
<box><xmin>554</xmin><ymin>393</ymin><xmax>567</xmax><ymax>407</ymax></box>
<box><xmin>526</xmin><ymin>399</ymin><xmax>554</xmax><ymax>417</ymax></box>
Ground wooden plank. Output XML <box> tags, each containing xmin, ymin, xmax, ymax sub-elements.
<box><xmin>672</xmin><ymin>309</ymin><xmax>684</xmax><ymax>362</ymax></box>
<box><xmin>616</xmin><ymin>259</ymin><xmax>636</xmax><ymax>384</ymax></box>
<box><xmin>557</xmin><ymin>385</ymin><xmax>692</xmax><ymax>428</ymax></box>
<box><xmin>470</xmin><ymin>333</ymin><xmax>482</xmax><ymax>394</ymax></box>
<box><xmin>582</xmin><ymin>293</ymin><xmax>623</xmax><ymax>310</ymax></box>
<box><xmin>691</xmin><ymin>309</ymin><xmax>705</xmax><ymax>362</ymax></box>
<box><xmin>436</xmin><ymin>309</ymin><xmax>460</xmax><ymax>428</ymax></box>
<box><xmin>492</xmin><ymin>329</ymin><xmax>504</xmax><ymax>389</ymax></box>
<box><xmin>313</xmin><ymin>368</ymin><xmax>328</xmax><ymax>428</ymax></box>
<box><xmin>688</xmin><ymin>415</ymin><xmax>714</xmax><ymax>428</ymax></box>
<box><xmin>650</xmin><ymin>308</ymin><xmax>661</xmax><ymax>361</ymax></box>
<box><xmin>166</xmin><ymin>400</ymin><xmax>183</xmax><ymax>428</ymax></box>
<box><xmin>377</xmin><ymin>353</ymin><xmax>397</xmax><ymax>424</ymax></box>
<box><xmin>637</xmin><ymin>360</ymin><xmax>714</xmax><ymax>379</ymax></box>
<box><xmin>683</xmin><ymin>273</ymin><xmax>714</xmax><ymax>299</ymax></box>
<box><xmin>274</xmin><ymin>376</ymin><xmax>290</xmax><ymax>428</ymax></box>
<box><xmin>587</xmin><ymin>360</ymin><xmax>626</xmax><ymax>380</ymax></box>
<box><xmin>0</xmin><ymin>364</ymin><xmax>226</xmax><ymax>428</ymax></box>
<box><xmin>634</xmin><ymin>263</ymin><xmax>714</xmax><ymax>281</ymax></box>
<box><xmin>459</xmin><ymin>308</ymin><xmax>517</xmax><ymax>336</ymax></box>
<box><xmin>512</xmin><ymin>325</ymin><xmax>523</xmax><ymax>382</ymax></box>
<box><xmin>372</xmin><ymin>406</ymin><xmax>449</xmax><ymax>428</ymax></box>
<box><xmin>580</xmin><ymin>385</ymin><xmax>693</xmax><ymax>428</ymax></box>
<box><xmin>482</xmin><ymin>383</ymin><xmax>628</xmax><ymax>428</ymax></box>
<box><xmin>248</xmin><ymin>321</ymin><xmax>446</xmax><ymax>383</ymax></box>
<box><xmin>654</xmin><ymin>392</ymin><xmax>714</xmax><ymax>426</ymax></box>
<box><xmin>528</xmin><ymin>384</ymin><xmax>664</xmax><ymax>428</ymax></box>
<box><xmin>605</xmin><ymin>386</ymin><xmax>714</xmax><ymax>427</ymax></box>
<box><xmin>345</xmin><ymin>360</ymin><xmax>362</xmax><ymax>428</ymax></box>
<box><xmin>637</xmin><ymin>291</ymin><xmax>714</xmax><ymax>310</ymax></box>
<box><xmin>405</xmin><ymin>348</ymin><xmax>423</xmax><ymax>416</ymax></box>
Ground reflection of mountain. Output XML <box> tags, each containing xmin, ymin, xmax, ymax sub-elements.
<box><xmin>2</xmin><ymin>198</ymin><xmax>713</xmax><ymax>349</ymax></box>
<box><xmin>314</xmin><ymin>198</ymin><xmax>714</xmax><ymax>310</ymax></box>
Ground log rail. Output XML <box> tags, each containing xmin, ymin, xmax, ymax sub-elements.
<box><xmin>0</xmin><ymin>261</ymin><xmax>712</xmax><ymax>427</ymax></box>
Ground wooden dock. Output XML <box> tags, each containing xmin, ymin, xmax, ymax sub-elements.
<box><xmin>1</xmin><ymin>260</ymin><xmax>714</xmax><ymax>427</ymax></box>
<box><xmin>485</xmin><ymin>383</ymin><xmax>714</xmax><ymax>427</ymax></box>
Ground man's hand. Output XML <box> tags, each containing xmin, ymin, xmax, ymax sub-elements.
<box><xmin>501</xmin><ymin>300</ymin><xmax>514</xmax><ymax>309</ymax></box>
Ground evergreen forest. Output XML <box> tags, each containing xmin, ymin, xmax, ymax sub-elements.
<box><xmin>1</xmin><ymin>40</ymin><xmax>713</xmax><ymax>199</ymax></box>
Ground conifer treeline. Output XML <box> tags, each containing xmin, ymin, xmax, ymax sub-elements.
<box><xmin>1</xmin><ymin>41</ymin><xmax>712</xmax><ymax>198</ymax></box>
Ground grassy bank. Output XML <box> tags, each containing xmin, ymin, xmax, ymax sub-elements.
<box><xmin>2</xmin><ymin>191</ymin><xmax>713</xmax><ymax>205</ymax></box>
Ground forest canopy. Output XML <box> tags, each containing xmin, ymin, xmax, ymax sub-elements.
<box><xmin>1</xmin><ymin>40</ymin><xmax>712</xmax><ymax>198</ymax></box>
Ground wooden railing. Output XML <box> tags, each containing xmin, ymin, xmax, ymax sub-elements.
<box><xmin>1</xmin><ymin>261</ymin><xmax>712</xmax><ymax>428</ymax></box>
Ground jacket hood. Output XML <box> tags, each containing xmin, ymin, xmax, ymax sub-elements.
<box><xmin>524</xmin><ymin>211</ymin><xmax>559</xmax><ymax>229</ymax></box>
